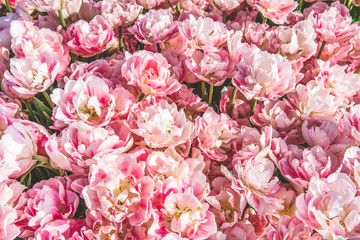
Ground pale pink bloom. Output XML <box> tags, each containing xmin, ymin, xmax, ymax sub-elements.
<box><xmin>219</xmin><ymin>221</ymin><xmax>257</xmax><ymax>240</ymax></box>
<box><xmin>306</xmin><ymin>1</ymin><xmax>360</xmax><ymax>43</ymax></box>
<box><xmin>126</xmin><ymin>100</ymin><xmax>194</xmax><ymax>148</ymax></box>
<box><xmin>266</xmin><ymin>215</ymin><xmax>313</xmax><ymax>239</ymax></box>
<box><xmin>31</xmin><ymin>219</ymin><xmax>85</xmax><ymax>240</ymax></box>
<box><xmin>82</xmin><ymin>154</ymin><xmax>154</xmax><ymax>225</ymax></box>
<box><xmin>338</xmin><ymin>104</ymin><xmax>360</xmax><ymax>146</ymax></box>
<box><xmin>232</xmin><ymin>48</ymin><xmax>296</xmax><ymax>101</ymax></box>
<box><xmin>287</xmin><ymin>81</ymin><xmax>343</xmax><ymax>121</ymax></box>
<box><xmin>317</xmin><ymin>38</ymin><xmax>352</xmax><ymax>63</ymax></box>
<box><xmin>84</xmin><ymin>210</ymin><xmax>120</xmax><ymax>240</ymax></box>
<box><xmin>251</xmin><ymin>99</ymin><xmax>301</xmax><ymax>133</ymax></box>
<box><xmin>207</xmin><ymin>177</ymin><xmax>247</xmax><ymax>229</ymax></box>
<box><xmin>180</xmin><ymin>15</ymin><xmax>229</xmax><ymax>52</ymax></box>
<box><xmin>51</xmin><ymin>75</ymin><xmax>116</xmax><ymax>129</ymax></box>
<box><xmin>242</xmin><ymin>21</ymin><xmax>268</xmax><ymax>48</ymax></box>
<box><xmin>97</xmin><ymin>0</ymin><xmax>143</xmax><ymax>28</ymax></box>
<box><xmin>0</xmin><ymin>93</ymin><xmax>21</xmax><ymax>119</ymax></box>
<box><xmin>25</xmin><ymin>0</ymin><xmax>68</xmax><ymax>11</ymax></box>
<box><xmin>11</xmin><ymin>28</ymin><xmax>70</xmax><ymax>76</ymax></box>
<box><xmin>45</xmin><ymin>121</ymin><xmax>133</xmax><ymax>174</ymax></box>
<box><xmin>0</xmin><ymin>119</ymin><xmax>49</xmax><ymax>180</ymax></box>
<box><xmin>0</xmin><ymin>205</ymin><xmax>19</xmax><ymax>240</ymax></box>
<box><xmin>129</xmin><ymin>9</ymin><xmax>178</xmax><ymax>45</ymax></box>
<box><xmin>0</xmin><ymin>16</ymin><xmax>31</xmax><ymax>50</ymax></box>
<box><xmin>302</xmin><ymin>119</ymin><xmax>350</xmax><ymax>155</ymax></box>
<box><xmin>147</xmin><ymin>147</ymin><xmax>205</xmax><ymax>186</ymax></box>
<box><xmin>343</xmin><ymin>146</ymin><xmax>360</xmax><ymax>175</ymax></box>
<box><xmin>136</xmin><ymin>0</ymin><xmax>165</xmax><ymax>9</ymax></box>
<box><xmin>159</xmin><ymin>31</ymin><xmax>190</xmax><ymax>57</ymax></box>
<box><xmin>76</xmin><ymin>0</ymin><xmax>101</xmax><ymax>22</ymax></box>
<box><xmin>195</xmin><ymin>108</ymin><xmax>239</xmax><ymax>161</ymax></box>
<box><xmin>266</xmin><ymin>20</ymin><xmax>317</xmax><ymax>61</ymax></box>
<box><xmin>52</xmin><ymin>0</ymin><xmax>82</xmax><ymax>20</ymax></box>
<box><xmin>222</xmin><ymin>155</ymin><xmax>284</xmax><ymax>215</ymax></box>
<box><xmin>111</xmin><ymin>86</ymin><xmax>136</xmax><ymax>119</ymax></box>
<box><xmin>220</xmin><ymin>86</ymin><xmax>252</xmax><ymax>121</ymax></box>
<box><xmin>0</xmin><ymin>180</ymin><xmax>25</xmax><ymax>240</ymax></box>
<box><xmin>65</xmin><ymin>15</ymin><xmax>117</xmax><ymax>58</ymax></box>
<box><xmin>212</xmin><ymin>0</ymin><xmax>243</xmax><ymax>11</ymax></box>
<box><xmin>296</xmin><ymin>173</ymin><xmax>360</xmax><ymax>238</ymax></box>
<box><xmin>121</xmin><ymin>50</ymin><xmax>181</xmax><ymax>96</ymax></box>
<box><xmin>18</xmin><ymin>177</ymin><xmax>79</xmax><ymax>238</ymax></box>
<box><xmin>149</xmin><ymin>177</ymin><xmax>216</xmax><ymax>239</ymax></box>
<box><xmin>247</xmin><ymin>0</ymin><xmax>298</xmax><ymax>24</ymax></box>
<box><xmin>227</xmin><ymin>31</ymin><xmax>247</xmax><ymax>63</ymax></box>
<box><xmin>186</xmin><ymin>50</ymin><xmax>236</xmax><ymax>86</ymax></box>
<box><xmin>315</xmin><ymin>60</ymin><xmax>360</xmax><ymax>100</ymax></box>
<box><xmin>168</xmin><ymin>85</ymin><xmax>207</xmax><ymax>120</ymax></box>
<box><xmin>277</xmin><ymin>145</ymin><xmax>341</xmax><ymax>188</ymax></box>
<box><xmin>2</xmin><ymin>54</ymin><xmax>62</xmax><ymax>99</ymax></box>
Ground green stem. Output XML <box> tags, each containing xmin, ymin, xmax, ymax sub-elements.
<box><xmin>251</xmin><ymin>99</ymin><xmax>257</xmax><ymax>115</ymax></box>
<box><xmin>58</xmin><ymin>10</ymin><xmax>66</xmax><ymax>29</ymax></box>
<box><xmin>355</xmin><ymin>64</ymin><xmax>360</xmax><ymax>74</ymax></box>
<box><xmin>119</xmin><ymin>26</ymin><xmax>124</xmax><ymax>52</ymax></box>
<box><xmin>42</xmin><ymin>91</ymin><xmax>55</xmax><ymax>108</ymax></box>
<box><xmin>24</xmin><ymin>99</ymin><xmax>36</xmax><ymax>122</ymax></box>
<box><xmin>201</xmin><ymin>81</ymin><xmax>206</xmax><ymax>99</ymax></box>
<box><xmin>222</xmin><ymin>11</ymin><xmax>226</xmax><ymax>23</ymax></box>
<box><xmin>317</xmin><ymin>41</ymin><xmax>327</xmax><ymax>59</ymax></box>
<box><xmin>156</xmin><ymin>43</ymin><xmax>161</xmax><ymax>53</ymax></box>
<box><xmin>347</xmin><ymin>0</ymin><xmax>352</xmax><ymax>8</ymax></box>
<box><xmin>262</xmin><ymin>15</ymin><xmax>267</xmax><ymax>24</ymax></box>
<box><xmin>297</xmin><ymin>0</ymin><xmax>303</xmax><ymax>12</ymax></box>
<box><xmin>228</xmin><ymin>87</ymin><xmax>237</xmax><ymax>116</ymax></box>
<box><xmin>5</xmin><ymin>0</ymin><xmax>12</xmax><ymax>12</ymax></box>
<box><xmin>208</xmin><ymin>85</ymin><xmax>214</xmax><ymax>105</ymax></box>
<box><xmin>176</xmin><ymin>3</ymin><xmax>181</xmax><ymax>16</ymax></box>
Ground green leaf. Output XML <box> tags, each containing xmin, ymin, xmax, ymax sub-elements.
<box><xmin>33</xmin><ymin>97</ymin><xmax>52</xmax><ymax>116</ymax></box>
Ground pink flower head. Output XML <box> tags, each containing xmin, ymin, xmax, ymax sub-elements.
<box><xmin>11</xmin><ymin>27</ymin><xmax>70</xmax><ymax>76</ymax></box>
<box><xmin>207</xmin><ymin>177</ymin><xmax>247</xmax><ymax>229</ymax></box>
<box><xmin>0</xmin><ymin>118</ymin><xmax>49</xmax><ymax>180</ymax></box>
<box><xmin>315</xmin><ymin>60</ymin><xmax>360</xmax><ymax>100</ymax></box>
<box><xmin>0</xmin><ymin>180</ymin><xmax>25</xmax><ymax>240</ymax></box>
<box><xmin>220</xmin><ymin>86</ymin><xmax>252</xmax><ymax>120</ymax></box>
<box><xmin>247</xmin><ymin>0</ymin><xmax>298</xmax><ymax>24</ymax></box>
<box><xmin>121</xmin><ymin>50</ymin><xmax>181</xmax><ymax>96</ymax></box>
<box><xmin>296</xmin><ymin>173</ymin><xmax>360</xmax><ymax>238</ymax></box>
<box><xmin>51</xmin><ymin>75</ymin><xmax>116</xmax><ymax>129</ymax></box>
<box><xmin>31</xmin><ymin>219</ymin><xmax>86</xmax><ymax>240</ymax></box>
<box><xmin>129</xmin><ymin>9</ymin><xmax>178</xmax><ymax>45</ymax></box>
<box><xmin>232</xmin><ymin>47</ymin><xmax>296</xmax><ymax>101</ymax></box>
<box><xmin>18</xmin><ymin>177</ymin><xmax>79</xmax><ymax>238</ymax></box>
<box><xmin>251</xmin><ymin>98</ymin><xmax>301</xmax><ymax>133</ymax></box>
<box><xmin>222</xmin><ymin>155</ymin><xmax>283</xmax><ymax>215</ymax></box>
<box><xmin>195</xmin><ymin>108</ymin><xmax>239</xmax><ymax>161</ymax></box>
<box><xmin>339</xmin><ymin>104</ymin><xmax>360</xmax><ymax>146</ymax></box>
<box><xmin>65</xmin><ymin>15</ymin><xmax>117</xmax><ymax>58</ymax></box>
<box><xmin>82</xmin><ymin>154</ymin><xmax>154</xmax><ymax>225</ymax></box>
<box><xmin>97</xmin><ymin>0</ymin><xmax>143</xmax><ymax>28</ymax></box>
<box><xmin>0</xmin><ymin>0</ymin><xmax>23</xmax><ymax>8</ymax></box>
<box><xmin>126</xmin><ymin>100</ymin><xmax>194</xmax><ymax>148</ymax></box>
<box><xmin>266</xmin><ymin>20</ymin><xmax>317</xmax><ymax>62</ymax></box>
<box><xmin>149</xmin><ymin>177</ymin><xmax>216</xmax><ymax>239</ymax></box>
<box><xmin>180</xmin><ymin>15</ymin><xmax>228</xmax><ymax>52</ymax></box>
<box><xmin>45</xmin><ymin>121</ymin><xmax>133</xmax><ymax>174</ymax></box>
<box><xmin>277</xmin><ymin>145</ymin><xmax>341</xmax><ymax>188</ymax></box>
<box><xmin>136</xmin><ymin>0</ymin><xmax>164</xmax><ymax>9</ymax></box>
<box><xmin>266</xmin><ymin>215</ymin><xmax>313</xmax><ymax>239</ymax></box>
<box><xmin>287</xmin><ymin>81</ymin><xmax>343</xmax><ymax>121</ymax></box>
<box><xmin>212</xmin><ymin>0</ymin><xmax>243</xmax><ymax>12</ymax></box>
<box><xmin>186</xmin><ymin>50</ymin><xmax>236</xmax><ymax>86</ymax></box>
<box><xmin>2</xmin><ymin>54</ymin><xmax>62</xmax><ymax>99</ymax></box>
<box><xmin>306</xmin><ymin>1</ymin><xmax>360</xmax><ymax>43</ymax></box>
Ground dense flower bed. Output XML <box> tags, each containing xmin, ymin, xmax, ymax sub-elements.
<box><xmin>1</xmin><ymin>0</ymin><xmax>360</xmax><ymax>239</ymax></box>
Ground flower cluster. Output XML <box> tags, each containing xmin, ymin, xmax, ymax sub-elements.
<box><xmin>0</xmin><ymin>0</ymin><xmax>360</xmax><ymax>239</ymax></box>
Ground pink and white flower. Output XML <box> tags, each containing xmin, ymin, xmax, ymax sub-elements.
<box><xmin>82</xmin><ymin>154</ymin><xmax>154</xmax><ymax>225</ymax></box>
<box><xmin>121</xmin><ymin>50</ymin><xmax>181</xmax><ymax>96</ymax></box>
<box><xmin>129</xmin><ymin>9</ymin><xmax>178</xmax><ymax>45</ymax></box>
<box><xmin>51</xmin><ymin>75</ymin><xmax>116</xmax><ymax>129</ymax></box>
<box><xmin>126</xmin><ymin>100</ymin><xmax>194</xmax><ymax>148</ymax></box>
<box><xmin>296</xmin><ymin>173</ymin><xmax>360</xmax><ymax>238</ymax></box>
<box><xmin>65</xmin><ymin>15</ymin><xmax>117</xmax><ymax>58</ymax></box>
<box><xmin>232</xmin><ymin>47</ymin><xmax>296</xmax><ymax>101</ymax></box>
